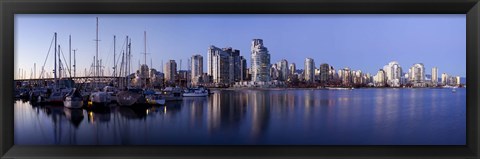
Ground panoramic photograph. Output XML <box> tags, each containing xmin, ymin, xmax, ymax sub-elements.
<box><xmin>14</xmin><ymin>14</ymin><xmax>466</xmax><ymax>145</ymax></box>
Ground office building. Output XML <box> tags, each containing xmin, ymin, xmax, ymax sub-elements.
<box><xmin>409</xmin><ymin>63</ymin><xmax>425</xmax><ymax>83</ymax></box>
<box><xmin>289</xmin><ymin>63</ymin><xmax>296</xmax><ymax>76</ymax></box>
<box><xmin>319</xmin><ymin>63</ymin><xmax>330</xmax><ymax>84</ymax></box>
<box><xmin>304</xmin><ymin>58</ymin><xmax>315</xmax><ymax>82</ymax></box>
<box><xmin>278</xmin><ymin>59</ymin><xmax>288</xmax><ymax>81</ymax></box>
<box><xmin>374</xmin><ymin>69</ymin><xmax>386</xmax><ymax>87</ymax></box>
<box><xmin>164</xmin><ymin>60</ymin><xmax>177</xmax><ymax>84</ymax></box>
<box><xmin>191</xmin><ymin>54</ymin><xmax>203</xmax><ymax>85</ymax></box>
<box><xmin>251</xmin><ymin>39</ymin><xmax>271</xmax><ymax>82</ymax></box>
<box><xmin>431</xmin><ymin>67</ymin><xmax>438</xmax><ymax>86</ymax></box>
<box><xmin>383</xmin><ymin>61</ymin><xmax>403</xmax><ymax>87</ymax></box>
<box><xmin>207</xmin><ymin>45</ymin><xmax>242</xmax><ymax>85</ymax></box>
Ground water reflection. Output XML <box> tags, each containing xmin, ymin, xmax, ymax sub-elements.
<box><xmin>15</xmin><ymin>88</ymin><xmax>466</xmax><ymax>145</ymax></box>
<box><xmin>63</xmin><ymin>108</ymin><xmax>84</xmax><ymax>128</ymax></box>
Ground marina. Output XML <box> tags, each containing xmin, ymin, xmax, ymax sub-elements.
<box><xmin>14</xmin><ymin>15</ymin><xmax>466</xmax><ymax>146</ymax></box>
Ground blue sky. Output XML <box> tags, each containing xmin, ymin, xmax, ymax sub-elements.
<box><xmin>15</xmin><ymin>14</ymin><xmax>466</xmax><ymax>79</ymax></box>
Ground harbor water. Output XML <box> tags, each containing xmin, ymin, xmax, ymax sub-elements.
<box><xmin>14</xmin><ymin>88</ymin><xmax>466</xmax><ymax>145</ymax></box>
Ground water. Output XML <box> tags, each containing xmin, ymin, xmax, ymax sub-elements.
<box><xmin>14</xmin><ymin>88</ymin><xmax>466</xmax><ymax>145</ymax></box>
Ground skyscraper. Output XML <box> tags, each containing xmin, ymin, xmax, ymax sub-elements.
<box><xmin>341</xmin><ymin>67</ymin><xmax>351</xmax><ymax>86</ymax></box>
<box><xmin>409</xmin><ymin>63</ymin><xmax>425</xmax><ymax>83</ymax></box>
<box><xmin>208</xmin><ymin>46</ymin><xmax>229</xmax><ymax>84</ymax></box>
<box><xmin>289</xmin><ymin>63</ymin><xmax>296</xmax><ymax>76</ymax></box>
<box><xmin>270</xmin><ymin>63</ymin><xmax>279</xmax><ymax>80</ymax></box>
<box><xmin>207</xmin><ymin>45</ymin><xmax>242</xmax><ymax>85</ymax></box>
<box><xmin>164</xmin><ymin>60</ymin><xmax>177</xmax><ymax>84</ymax></box>
<box><xmin>278</xmin><ymin>59</ymin><xmax>288</xmax><ymax>81</ymax></box>
<box><xmin>319</xmin><ymin>63</ymin><xmax>330</xmax><ymax>84</ymax></box>
<box><xmin>383</xmin><ymin>61</ymin><xmax>402</xmax><ymax>87</ymax></box>
<box><xmin>207</xmin><ymin>45</ymin><xmax>220</xmax><ymax>76</ymax></box>
<box><xmin>374</xmin><ymin>69</ymin><xmax>386</xmax><ymax>87</ymax></box>
<box><xmin>441</xmin><ymin>73</ymin><xmax>449</xmax><ymax>85</ymax></box>
<box><xmin>304</xmin><ymin>58</ymin><xmax>315</xmax><ymax>82</ymax></box>
<box><xmin>240</xmin><ymin>57</ymin><xmax>247</xmax><ymax>81</ymax></box>
<box><xmin>431</xmin><ymin>67</ymin><xmax>438</xmax><ymax>86</ymax></box>
<box><xmin>353</xmin><ymin>70</ymin><xmax>362</xmax><ymax>85</ymax></box>
<box><xmin>191</xmin><ymin>54</ymin><xmax>203</xmax><ymax>85</ymax></box>
<box><xmin>251</xmin><ymin>39</ymin><xmax>271</xmax><ymax>82</ymax></box>
<box><xmin>224</xmin><ymin>47</ymin><xmax>242</xmax><ymax>83</ymax></box>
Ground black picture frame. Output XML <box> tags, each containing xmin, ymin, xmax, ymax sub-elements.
<box><xmin>1</xmin><ymin>0</ymin><xmax>479</xmax><ymax>158</ymax></box>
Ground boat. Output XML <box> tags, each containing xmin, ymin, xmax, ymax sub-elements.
<box><xmin>452</xmin><ymin>87</ymin><xmax>457</xmax><ymax>93</ymax></box>
<box><xmin>183</xmin><ymin>86</ymin><xmax>209</xmax><ymax>97</ymax></box>
<box><xmin>145</xmin><ymin>91</ymin><xmax>166</xmax><ymax>105</ymax></box>
<box><xmin>325</xmin><ymin>87</ymin><xmax>354</xmax><ymax>90</ymax></box>
<box><xmin>103</xmin><ymin>86</ymin><xmax>118</xmax><ymax>104</ymax></box>
<box><xmin>46</xmin><ymin>88</ymin><xmax>72</xmax><ymax>104</ymax></box>
<box><xmin>89</xmin><ymin>90</ymin><xmax>111</xmax><ymax>106</ymax></box>
<box><xmin>29</xmin><ymin>88</ymin><xmax>47</xmax><ymax>104</ymax></box>
<box><xmin>116</xmin><ymin>88</ymin><xmax>146</xmax><ymax>106</ymax></box>
<box><xmin>64</xmin><ymin>88</ymin><xmax>84</xmax><ymax>109</ymax></box>
<box><xmin>162</xmin><ymin>87</ymin><xmax>183</xmax><ymax>101</ymax></box>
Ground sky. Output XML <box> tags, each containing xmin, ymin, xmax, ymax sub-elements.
<box><xmin>15</xmin><ymin>14</ymin><xmax>466</xmax><ymax>79</ymax></box>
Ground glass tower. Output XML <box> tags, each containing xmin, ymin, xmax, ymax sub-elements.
<box><xmin>251</xmin><ymin>39</ymin><xmax>271</xmax><ymax>82</ymax></box>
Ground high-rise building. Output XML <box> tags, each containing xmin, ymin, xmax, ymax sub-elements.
<box><xmin>341</xmin><ymin>67</ymin><xmax>352</xmax><ymax>86</ymax></box>
<box><xmin>304</xmin><ymin>58</ymin><xmax>315</xmax><ymax>82</ymax></box>
<box><xmin>337</xmin><ymin>69</ymin><xmax>344</xmax><ymax>81</ymax></box>
<box><xmin>383</xmin><ymin>61</ymin><xmax>402</xmax><ymax>87</ymax></box>
<box><xmin>207</xmin><ymin>45</ymin><xmax>242</xmax><ymax>85</ymax></box>
<box><xmin>191</xmin><ymin>54</ymin><xmax>203</xmax><ymax>85</ymax></box>
<box><xmin>353</xmin><ymin>70</ymin><xmax>362</xmax><ymax>85</ymax></box>
<box><xmin>431</xmin><ymin>67</ymin><xmax>438</xmax><ymax>86</ymax></box>
<box><xmin>251</xmin><ymin>39</ymin><xmax>271</xmax><ymax>82</ymax></box>
<box><xmin>208</xmin><ymin>46</ymin><xmax>228</xmax><ymax>84</ymax></box>
<box><xmin>278</xmin><ymin>59</ymin><xmax>288</xmax><ymax>81</ymax></box>
<box><xmin>409</xmin><ymin>63</ymin><xmax>425</xmax><ymax>83</ymax></box>
<box><xmin>456</xmin><ymin>76</ymin><xmax>461</xmax><ymax>85</ymax></box>
<box><xmin>164</xmin><ymin>60</ymin><xmax>177</xmax><ymax>84</ymax></box>
<box><xmin>240</xmin><ymin>57</ymin><xmax>247</xmax><ymax>81</ymax></box>
<box><xmin>289</xmin><ymin>63</ymin><xmax>296</xmax><ymax>76</ymax></box>
<box><xmin>224</xmin><ymin>47</ymin><xmax>242</xmax><ymax>83</ymax></box>
<box><xmin>319</xmin><ymin>63</ymin><xmax>330</xmax><ymax>84</ymax></box>
<box><xmin>314</xmin><ymin>68</ymin><xmax>320</xmax><ymax>81</ymax></box>
<box><xmin>270</xmin><ymin>64</ymin><xmax>279</xmax><ymax>80</ymax></box>
<box><xmin>441</xmin><ymin>73</ymin><xmax>449</xmax><ymax>85</ymax></box>
<box><xmin>374</xmin><ymin>69</ymin><xmax>386</xmax><ymax>87</ymax></box>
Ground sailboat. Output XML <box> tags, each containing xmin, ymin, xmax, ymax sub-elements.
<box><xmin>89</xmin><ymin>17</ymin><xmax>111</xmax><ymax>107</ymax></box>
<box><xmin>64</xmin><ymin>88</ymin><xmax>84</xmax><ymax>109</ymax></box>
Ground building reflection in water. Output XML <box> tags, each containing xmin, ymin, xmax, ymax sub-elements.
<box><xmin>248</xmin><ymin>90</ymin><xmax>270</xmax><ymax>142</ymax></box>
<box><xmin>184</xmin><ymin>97</ymin><xmax>207</xmax><ymax>128</ymax></box>
<box><xmin>207</xmin><ymin>91</ymin><xmax>248</xmax><ymax>135</ymax></box>
<box><xmin>14</xmin><ymin>88</ymin><xmax>466</xmax><ymax>145</ymax></box>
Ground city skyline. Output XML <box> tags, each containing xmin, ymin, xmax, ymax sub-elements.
<box><xmin>15</xmin><ymin>14</ymin><xmax>466</xmax><ymax>79</ymax></box>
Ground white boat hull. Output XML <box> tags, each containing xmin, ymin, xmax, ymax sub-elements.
<box><xmin>64</xmin><ymin>98</ymin><xmax>84</xmax><ymax>109</ymax></box>
<box><xmin>90</xmin><ymin>92</ymin><xmax>111</xmax><ymax>105</ymax></box>
<box><xmin>148</xmin><ymin>99</ymin><xmax>165</xmax><ymax>105</ymax></box>
<box><xmin>182</xmin><ymin>93</ymin><xmax>208</xmax><ymax>97</ymax></box>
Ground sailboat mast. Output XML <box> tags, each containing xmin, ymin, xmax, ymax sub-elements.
<box><xmin>95</xmin><ymin>17</ymin><xmax>99</xmax><ymax>88</ymax></box>
<box><xmin>73</xmin><ymin>49</ymin><xmax>76</xmax><ymax>77</ymax></box>
<box><xmin>144</xmin><ymin>31</ymin><xmax>147</xmax><ymax>89</ymax></box>
<box><xmin>125</xmin><ymin>36</ymin><xmax>128</xmax><ymax>79</ymax></box>
<box><xmin>54</xmin><ymin>32</ymin><xmax>57</xmax><ymax>81</ymax></box>
<box><xmin>144</xmin><ymin>31</ymin><xmax>147</xmax><ymax>66</ymax></box>
<box><xmin>114</xmin><ymin>35</ymin><xmax>116</xmax><ymax>77</ymax></box>
<box><xmin>69</xmin><ymin>35</ymin><xmax>71</xmax><ymax>77</ymax></box>
<box><xmin>59</xmin><ymin>45</ymin><xmax>62</xmax><ymax>79</ymax></box>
